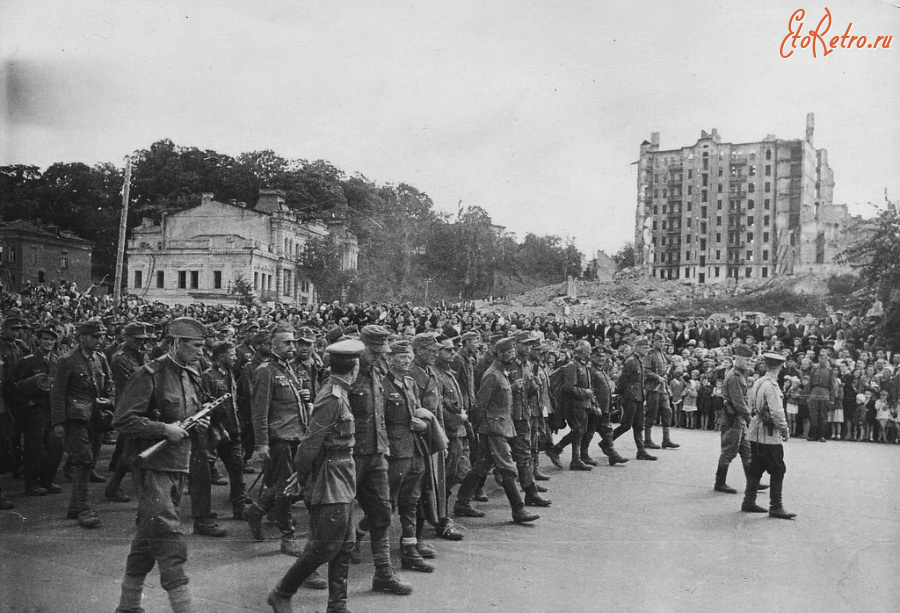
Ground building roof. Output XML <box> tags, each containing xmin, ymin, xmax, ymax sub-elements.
<box><xmin>0</xmin><ymin>220</ymin><xmax>92</xmax><ymax>246</ymax></box>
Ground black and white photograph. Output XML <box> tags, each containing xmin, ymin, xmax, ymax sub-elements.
<box><xmin>1</xmin><ymin>1</ymin><xmax>899</xmax><ymax>612</ymax></box>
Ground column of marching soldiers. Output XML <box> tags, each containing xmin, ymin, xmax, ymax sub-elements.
<box><xmin>1</xmin><ymin>315</ymin><xmax>655</xmax><ymax>613</ymax></box>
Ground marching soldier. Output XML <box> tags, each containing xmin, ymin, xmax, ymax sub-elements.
<box><xmin>201</xmin><ymin>341</ymin><xmax>249</xmax><ymax>522</ymax></box>
<box><xmin>433</xmin><ymin>338</ymin><xmax>476</xmax><ymax>515</ymax></box>
<box><xmin>106</xmin><ymin>322</ymin><xmax>154</xmax><ymax>503</ymax></box>
<box><xmin>384</xmin><ymin>339</ymin><xmax>436</xmax><ymax>573</ymax></box>
<box><xmin>715</xmin><ymin>344</ymin><xmax>768</xmax><ymax>494</ymax></box>
<box><xmin>613</xmin><ymin>337</ymin><xmax>657</xmax><ymax>460</ymax></box>
<box><xmin>508</xmin><ymin>332</ymin><xmax>551</xmax><ymax>505</ymax></box>
<box><xmin>112</xmin><ymin>317</ymin><xmax>210</xmax><ymax>613</ymax></box>
<box><xmin>267</xmin><ymin>339</ymin><xmax>365</xmax><ymax>613</ymax></box>
<box><xmin>643</xmin><ymin>333</ymin><xmax>680</xmax><ymax>450</ymax></box>
<box><xmin>292</xmin><ymin>326</ymin><xmax>324</xmax><ymax>401</ymax></box>
<box><xmin>347</xmin><ymin>325</ymin><xmax>413</xmax><ymax>594</ymax></box>
<box><xmin>408</xmin><ymin>333</ymin><xmax>463</xmax><ymax>546</ymax></box>
<box><xmin>454</xmin><ymin>337</ymin><xmax>541</xmax><ymax>524</ymax></box>
<box><xmin>1</xmin><ymin>315</ymin><xmax>29</xmax><ymax>483</ymax></box>
<box><xmin>546</xmin><ymin>340</ymin><xmax>595</xmax><ymax>471</ymax></box>
<box><xmin>245</xmin><ymin>325</ymin><xmax>315</xmax><ymax>559</ymax></box>
<box><xmin>15</xmin><ymin>325</ymin><xmax>63</xmax><ymax>496</ymax></box>
<box><xmin>50</xmin><ymin>320</ymin><xmax>115</xmax><ymax>528</ymax></box>
<box><xmin>587</xmin><ymin>345</ymin><xmax>629</xmax><ymax>466</ymax></box>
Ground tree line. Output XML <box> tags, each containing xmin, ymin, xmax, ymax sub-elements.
<box><xmin>1</xmin><ymin>139</ymin><xmax>583</xmax><ymax>302</ymax></box>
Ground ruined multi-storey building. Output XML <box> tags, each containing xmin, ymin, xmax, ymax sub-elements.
<box><xmin>634</xmin><ymin>113</ymin><xmax>856</xmax><ymax>284</ymax></box>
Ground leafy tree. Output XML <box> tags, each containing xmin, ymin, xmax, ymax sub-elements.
<box><xmin>230</xmin><ymin>272</ymin><xmax>258</xmax><ymax>307</ymax></box>
<box><xmin>612</xmin><ymin>242</ymin><xmax>636</xmax><ymax>270</ymax></box>
<box><xmin>297</xmin><ymin>235</ymin><xmax>358</xmax><ymax>303</ymax></box>
<box><xmin>839</xmin><ymin>202</ymin><xmax>900</xmax><ymax>350</ymax></box>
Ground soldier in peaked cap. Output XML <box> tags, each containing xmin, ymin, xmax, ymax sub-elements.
<box><xmin>112</xmin><ymin>315</ymin><xmax>210</xmax><ymax>613</ymax></box>
<box><xmin>50</xmin><ymin>318</ymin><xmax>114</xmax><ymax>528</ymax></box>
<box><xmin>743</xmin><ymin>352</ymin><xmax>795</xmax><ymax>520</ymax></box>
<box><xmin>346</xmin><ymin>325</ymin><xmax>413</xmax><ymax>595</ymax></box>
<box><xmin>14</xmin><ymin>323</ymin><xmax>63</xmax><ymax>497</ymax></box>
<box><xmin>507</xmin><ymin>331</ymin><xmax>550</xmax><ymax>506</ymax></box>
<box><xmin>715</xmin><ymin>343</ymin><xmax>768</xmax><ymax>496</ymax></box>
<box><xmin>246</xmin><ymin>325</ymin><xmax>323</xmax><ymax>570</ymax></box>
<box><xmin>612</xmin><ymin>336</ymin><xmax>657</xmax><ymax>460</ymax></box>
<box><xmin>381</xmin><ymin>339</ymin><xmax>438</xmax><ymax>574</ymax></box>
<box><xmin>104</xmin><ymin>322</ymin><xmax>157</xmax><ymax>505</ymax></box>
<box><xmin>268</xmin><ymin>339</ymin><xmax>365</xmax><ymax>613</ymax></box>
<box><xmin>454</xmin><ymin>336</ymin><xmax>541</xmax><ymax>524</ymax></box>
<box><xmin>292</xmin><ymin>326</ymin><xmax>325</xmax><ymax>409</ymax></box>
<box><xmin>586</xmin><ymin>344</ymin><xmax>629</xmax><ymax>466</ymax></box>
<box><xmin>408</xmin><ymin>332</ymin><xmax>463</xmax><ymax>544</ymax></box>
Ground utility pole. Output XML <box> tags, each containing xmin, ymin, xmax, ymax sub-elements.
<box><xmin>424</xmin><ymin>277</ymin><xmax>432</xmax><ymax>305</ymax></box>
<box><xmin>113</xmin><ymin>157</ymin><xmax>132</xmax><ymax>304</ymax></box>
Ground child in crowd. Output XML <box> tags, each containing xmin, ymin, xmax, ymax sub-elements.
<box><xmin>784</xmin><ymin>376</ymin><xmax>801</xmax><ymax>437</ymax></box>
<box><xmin>875</xmin><ymin>389</ymin><xmax>891</xmax><ymax>443</ymax></box>
<box><xmin>669</xmin><ymin>368</ymin><xmax>685</xmax><ymax>428</ymax></box>
<box><xmin>682</xmin><ymin>369</ymin><xmax>700</xmax><ymax>429</ymax></box>
<box><xmin>697</xmin><ymin>374</ymin><xmax>713</xmax><ymax>431</ymax></box>
<box><xmin>890</xmin><ymin>401</ymin><xmax>900</xmax><ymax>444</ymax></box>
<box><xmin>865</xmin><ymin>389</ymin><xmax>877</xmax><ymax>441</ymax></box>
<box><xmin>852</xmin><ymin>393</ymin><xmax>867</xmax><ymax>441</ymax></box>
<box><xmin>829</xmin><ymin>378</ymin><xmax>844</xmax><ymax>440</ymax></box>
<box><xmin>798</xmin><ymin>374</ymin><xmax>812</xmax><ymax>440</ymax></box>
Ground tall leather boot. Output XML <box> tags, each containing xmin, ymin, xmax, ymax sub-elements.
<box><xmin>714</xmin><ymin>465</ymin><xmax>737</xmax><ymax>493</ymax></box>
<box><xmin>580</xmin><ymin>441</ymin><xmax>599</xmax><ymax>466</ymax></box>
<box><xmin>524</xmin><ymin>484</ymin><xmax>551</xmax><ymax>507</ymax></box>
<box><xmin>767</xmin><ymin>477</ymin><xmax>796</xmax><ymax>519</ymax></box>
<box><xmin>599</xmin><ymin>439</ymin><xmax>629</xmax><ymax>465</ymax></box>
<box><xmin>325</xmin><ymin>548</ymin><xmax>351</xmax><ymax>612</ymax></box>
<box><xmin>569</xmin><ymin>441</ymin><xmax>592</xmax><ymax>471</ymax></box>
<box><xmin>741</xmin><ymin>475</ymin><xmax>767</xmax><ymax>513</ymax></box>
<box><xmin>474</xmin><ymin>474</ymin><xmax>489</xmax><ymax>502</ymax></box>
<box><xmin>68</xmin><ymin>466</ymin><xmax>101</xmax><ymax>527</ymax></box>
<box><xmin>502</xmin><ymin>476</ymin><xmax>539</xmax><ymax>523</ymax></box>
<box><xmin>533</xmin><ymin>454</ymin><xmax>551</xmax><ymax>481</ymax></box>
<box><xmin>644</xmin><ymin>427</ymin><xmax>661</xmax><ymax>449</ymax></box>
<box><xmin>372</xmin><ymin>563</ymin><xmax>413</xmax><ymax>595</ymax></box>
<box><xmin>661</xmin><ymin>426</ymin><xmax>680</xmax><ymax>448</ymax></box>
<box><xmin>415</xmin><ymin>517</ymin><xmax>436</xmax><ymax>559</ymax></box>
<box><xmin>544</xmin><ymin>444</ymin><xmax>564</xmax><ymax>469</ymax></box>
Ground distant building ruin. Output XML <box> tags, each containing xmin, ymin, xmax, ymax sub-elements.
<box><xmin>634</xmin><ymin>114</ymin><xmax>860</xmax><ymax>284</ymax></box>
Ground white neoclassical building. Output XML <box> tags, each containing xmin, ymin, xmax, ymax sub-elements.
<box><xmin>126</xmin><ymin>190</ymin><xmax>358</xmax><ymax>305</ymax></box>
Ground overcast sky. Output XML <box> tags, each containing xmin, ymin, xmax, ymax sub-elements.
<box><xmin>2</xmin><ymin>0</ymin><xmax>898</xmax><ymax>257</ymax></box>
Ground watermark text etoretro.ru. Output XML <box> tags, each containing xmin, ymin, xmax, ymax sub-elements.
<box><xmin>780</xmin><ymin>8</ymin><xmax>892</xmax><ymax>58</ymax></box>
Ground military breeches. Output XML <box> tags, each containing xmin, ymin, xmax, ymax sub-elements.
<box><xmin>645</xmin><ymin>390</ymin><xmax>672</xmax><ymax>427</ymax></box>
<box><xmin>747</xmin><ymin>442</ymin><xmax>786</xmax><ymax>483</ymax></box>
<box><xmin>276</xmin><ymin>503</ymin><xmax>354</xmax><ymax>597</ymax></box>
<box><xmin>217</xmin><ymin>430</ymin><xmax>247</xmax><ymax>510</ymax></box>
<box><xmin>612</xmin><ymin>398</ymin><xmax>645</xmax><ymax>450</ymax></box>
<box><xmin>510</xmin><ymin>419</ymin><xmax>534</xmax><ymax>489</ymax></box>
<box><xmin>530</xmin><ymin>415</ymin><xmax>548</xmax><ymax>454</ymax></box>
<box><xmin>808</xmin><ymin>396</ymin><xmax>831</xmax><ymax>438</ymax></box>
<box><xmin>555</xmin><ymin>408</ymin><xmax>587</xmax><ymax>451</ymax></box>
<box><xmin>445</xmin><ymin>436</ymin><xmax>471</xmax><ymax>489</ymax></box>
<box><xmin>17</xmin><ymin>407</ymin><xmax>62</xmax><ymax>489</ymax></box>
<box><xmin>354</xmin><ymin>453</ymin><xmax>392</xmax><ymax>567</ymax></box>
<box><xmin>125</xmin><ymin>468</ymin><xmax>189</xmax><ymax>591</ymax></box>
<box><xmin>469</xmin><ymin>434</ymin><xmax>518</xmax><ymax>481</ymax></box>
<box><xmin>63</xmin><ymin>420</ymin><xmax>100</xmax><ymax>468</ymax></box>
<box><xmin>258</xmin><ymin>440</ymin><xmax>299</xmax><ymax>533</ymax></box>
<box><xmin>717</xmin><ymin>422</ymin><xmax>751</xmax><ymax>468</ymax></box>
<box><xmin>387</xmin><ymin>454</ymin><xmax>426</xmax><ymax>539</ymax></box>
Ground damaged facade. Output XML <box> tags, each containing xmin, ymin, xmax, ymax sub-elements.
<box><xmin>634</xmin><ymin>113</ymin><xmax>859</xmax><ymax>284</ymax></box>
<box><xmin>126</xmin><ymin>190</ymin><xmax>358</xmax><ymax>305</ymax></box>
